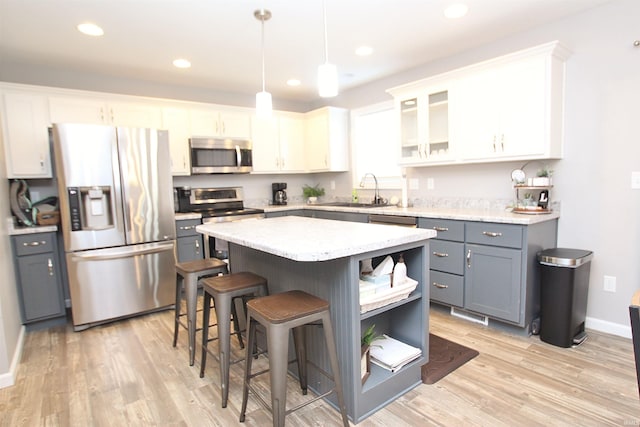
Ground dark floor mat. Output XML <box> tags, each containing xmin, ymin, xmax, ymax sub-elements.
<box><xmin>421</xmin><ymin>333</ymin><xmax>479</xmax><ymax>384</ymax></box>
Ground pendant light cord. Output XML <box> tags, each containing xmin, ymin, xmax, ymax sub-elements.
<box><xmin>322</xmin><ymin>0</ymin><xmax>329</xmax><ymax>64</ymax></box>
<box><xmin>261</xmin><ymin>12</ymin><xmax>266</xmax><ymax>92</ymax></box>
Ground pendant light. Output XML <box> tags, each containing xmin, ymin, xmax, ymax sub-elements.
<box><xmin>255</xmin><ymin>9</ymin><xmax>272</xmax><ymax>118</ymax></box>
<box><xmin>318</xmin><ymin>0</ymin><xmax>338</xmax><ymax>97</ymax></box>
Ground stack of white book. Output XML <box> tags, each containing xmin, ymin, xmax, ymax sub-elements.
<box><xmin>370</xmin><ymin>334</ymin><xmax>422</xmax><ymax>372</ymax></box>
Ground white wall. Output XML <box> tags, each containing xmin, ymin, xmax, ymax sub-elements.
<box><xmin>332</xmin><ymin>0</ymin><xmax>640</xmax><ymax>334</ymax></box>
<box><xmin>0</xmin><ymin>126</ymin><xmax>25</xmax><ymax>388</ymax></box>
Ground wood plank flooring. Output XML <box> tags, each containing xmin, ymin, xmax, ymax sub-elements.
<box><xmin>1</xmin><ymin>305</ymin><xmax>638</xmax><ymax>426</ymax></box>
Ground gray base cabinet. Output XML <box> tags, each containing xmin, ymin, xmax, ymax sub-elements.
<box><xmin>419</xmin><ymin>217</ymin><xmax>557</xmax><ymax>331</ymax></box>
<box><xmin>176</xmin><ymin>218</ymin><xmax>204</xmax><ymax>262</ymax></box>
<box><xmin>11</xmin><ymin>232</ymin><xmax>66</xmax><ymax>323</ymax></box>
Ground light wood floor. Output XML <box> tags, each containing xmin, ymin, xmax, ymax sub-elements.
<box><xmin>1</xmin><ymin>305</ymin><xmax>638</xmax><ymax>426</ymax></box>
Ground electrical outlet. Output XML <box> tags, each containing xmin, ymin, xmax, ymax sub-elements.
<box><xmin>632</xmin><ymin>172</ymin><xmax>640</xmax><ymax>189</ymax></box>
<box><xmin>603</xmin><ymin>275</ymin><xmax>616</xmax><ymax>293</ymax></box>
<box><xmin>330</xmin><ymin>180</ymin><xmax>335</xmax><ymax>190</ymax></box>
<box><xmin>427</xmin><ymin>178</ymin><xmax>435</xmax><ymax>190</ymax></box>
<box><xmin>409</xmin><ymin>179</ymin><xmax>419</xmax><ymax>190</ymax></box>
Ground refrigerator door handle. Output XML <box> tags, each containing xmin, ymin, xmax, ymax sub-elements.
<box><xmin>70</xmin><ymin>242</ymin><xmax>175</xmax><ymax>261</ymax></box>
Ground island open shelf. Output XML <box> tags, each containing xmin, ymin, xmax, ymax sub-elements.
<box><xmin>197</xmin><ymin>216</ymin><xmax>434</xmax><ymax>423</ymax></box>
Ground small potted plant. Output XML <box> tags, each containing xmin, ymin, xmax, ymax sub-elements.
<box><xmin>532</xmin><ymin>166</ymin><xmax>553</xmax><ymax>186</ymax></box>
<box><xmin>302</xmin><ymin>184</ymin><xmax>325</xmax><ymax>204</ymax></box>
<box><xmin>360</xmin><ymin>324</ymin><xmax>383</xmax><ymax>384</ymax></box>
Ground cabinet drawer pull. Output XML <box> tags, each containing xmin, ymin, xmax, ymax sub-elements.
<box><xmin>23</xmin><ymin>240</ymin><xmax>47</xmax><ymax>247</ymax></box>
<box><xmin>433</xmin><ymin>226</ymin><xmax>449</xmax><ymax>232</ymax></box>
<box><xmin>47</xmin><ymin>258</ymin><xmax>54</xmax><ymax>276</ymax></box>
<box><xmin>195</xmin><ymin>239</ymin><xmax>200</xmax><ymax>254</ymax></box>
<box><xmin>482</xmin><ymin>231</ymin><xmax>503</xmax><ymax>238</ymax></box>
<box><xmin>179</xmin><ymin>225</ymin><xmax>196</xmax><ymax>230</ymax></box>
<box><xmin>466</xmin><ymin>249</ymin><xmax>471</xmax><ymax>268</ymax></box>
<box><xmin>432</xmin><ymin>282</ymin><xmax>448</xmax><ymax>289</ymax></box>
<box><xmin>432</xmin><ymin>251</ymin><xmax>449</xmax><ymax>257</ymax></box>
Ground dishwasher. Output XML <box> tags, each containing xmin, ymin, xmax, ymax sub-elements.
<box><xmin>368</xmin><ymin>213</ymin><xmax>418</xmax><ymax>227</ymax></box>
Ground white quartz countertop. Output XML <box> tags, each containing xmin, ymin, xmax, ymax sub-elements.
<box><xmin>8</xmin><ymin>224</ymin><xmax>58</xmax><ymax>236</ymax></box>
<box><xmin>197</xmin><ymin>216</ymin><xmax>436</xmax><ymax>262</ymax></box>
<box><xmin>259</xmin><ymin>204</ymin><xmax>559</xmax><ymax>225</ymax></box>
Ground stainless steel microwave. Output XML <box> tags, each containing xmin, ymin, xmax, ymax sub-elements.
<box><xmin>189</xmin><ymin>137</ymin><xmax>253</xmax><ymax>174</ymax></box>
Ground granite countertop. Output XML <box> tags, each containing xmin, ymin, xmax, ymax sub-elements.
<box><xmin>175</xmin><ymin>212</ymin><xmax>203</xmax><ymax>220</ymax></box>
<box><xmin>197</xmin><ymin>216</ymin><xmax>436</xmax><ymax>262</ymax></box>
<box><xmin>258</xmin><ymin>203</ymin><xmax>559</xmax><ymax>225</ymax></box>
<box><xmin>8</xmin><ymin>223</ymin><xmax>58</xmax><ymax>236</ymax></box>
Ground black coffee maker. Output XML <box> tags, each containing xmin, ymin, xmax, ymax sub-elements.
<box><xmin>272</xmin><ymin>183</ymin><xmax>287</xmax><ymax>205</ymax></box>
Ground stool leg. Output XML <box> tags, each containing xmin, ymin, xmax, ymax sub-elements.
<box><xmin>292</xmin><ymin>326</ymin><xmax>308</xmax><ymax>395</ymax></box>
<box><xmin>185</xmin><ymin>273</ymin><xmax>198</xmax><ymax>366</ymax></box>
<box><xmin>215</xmin><ymin>293</ymin><xmax>233</xmax><ymax>408</ymax></box>
<box><xmin>239</xmin><ymin>316</ymin><xmax>257</xmax><ymax>423</ymax></box>
<box><xmin>231</xmin><ymin>298</ymin><xmax>245</xmax><ymax>349</ymax></box>
<box><xmin>321</xmin><ymin>312</ymin><xmax>349</xmax><ymax>427</ymax></box>
<box><xmin>173</xmin><ymin>274</ymin><xmax>183</xmax><ymax>347</ymax></box>
<box><xmin>268</xmin><ymin>323</ymin><xmax>290</xmax><ymax>427</ymax></box>
<box><xmin>199</xmin><ymin>292</ymin><xmax>212</xmax><ymax>378</ymax></box>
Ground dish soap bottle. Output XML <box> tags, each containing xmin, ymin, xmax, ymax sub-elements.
<box><xmin>352</xmin><ymin>189</ymin><xmax>358</xmax><ymax>203</ymax></box>
<box><xmin>392</xmin><ymin>254</ymin><xmax>407</xmax><ymax>286</ymax></box>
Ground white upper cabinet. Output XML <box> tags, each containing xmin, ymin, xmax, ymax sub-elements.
<box><xmin>189</xmin><ymin>107</ymin><xmax>251</xmax><ymax>139</ymax></box>
<box><xmin>161</xmin><ymin>106</ymin><xmax>191</xmax><ymax>176</ymax></box>
<box><xmin>49</xmin><ymin>96</ymin><xmax>162</xmax><ymax>129</ymax></box>
<box><xmin>251</xmin><ymin>112</ymin><xmax>305</xmax><ymax>174</ymax></box>
<box><xmin>388</xmin><ymin>79</ymin><xmax>454</xmax><ymax>165</ymax></box>
<box><xmin>304</xmin><ymin>107</ymin><xmax>349</xmax><ymax>172</ymax></box>
<box><xmin>2</xmin><ymin>92</ymin><xmax>52</xmax><ymax>178</ymax></box>
<box><xmin>454</xmin><ymin>55</ymin><xmax>549</xmax><ymax>161</ymax></box>
<box><xmin>388</xmin><ymin>41</ymin><xmax>569</xmax><ymax>166</ymax></box>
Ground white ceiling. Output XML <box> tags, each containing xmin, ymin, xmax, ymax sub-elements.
<box><xmin>0</xmin><ymin>0</ymin><xmax>612</xmax><ymax>103</ymax></box>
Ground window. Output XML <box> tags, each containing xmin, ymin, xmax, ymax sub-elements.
<box><xmin>351</xmin><ymin>101</ymin><xmax>402</xmax><ymax>189</ymax></box>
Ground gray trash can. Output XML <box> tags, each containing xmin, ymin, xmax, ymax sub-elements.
<box><xmin>538</xmin><ymin>248</ymin><xmax>593</xmax><ymax>348</ymax></box>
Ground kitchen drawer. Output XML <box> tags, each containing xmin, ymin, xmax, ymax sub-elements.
<box><xmin>430</xmin><ymin>240</ymin><xmax>464</xmax><ymax>275</ymax></box>
<box><xmin>465</xmin><ymin>222</ymin><xmax>523</xmax><ymax>249</ymax></box>
<box><xmin>419</xmin><ymin>218</ymin><xmax>464</xmax><ymax>242</ymax></box>
<box><xmin>430</xmin><ymin>270</ymin><xmax>463</xmax><ymax>307</ymax></box>
<box><xmin>176</xmin><ymin>219</ymin><xmax>201</xmax><ymax>237</ymax></box>
<box><xmin>14</xmin><ymin>233</ymin><xmax>55</xmax><ymax>256</ymax></box>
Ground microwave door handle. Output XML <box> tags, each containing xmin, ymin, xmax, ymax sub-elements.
<box><xmin>235</xmin><ymin>145</ymin><xmax>241</xmax><ymax>169</ymax></box>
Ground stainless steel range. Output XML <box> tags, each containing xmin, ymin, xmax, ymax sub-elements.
<box><xmin>175</xmin><ymin>186</ymin><xmax>265</xmax><ymax>258</ymax></box>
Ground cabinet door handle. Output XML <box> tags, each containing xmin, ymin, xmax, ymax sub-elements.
<box><xmin>194</xmin><ymin>239</ymin><xmax>200</xmax><ymax>254</ymax></box>
<box><xmin>500</xmin><ymin>134</ymin><xmax>505</xmax><ymax>151</ymax></box>
<box><xmin>47</xmin><ymin>258</ymin><xmax>54</xmax><ymax>276</ymax></box>
<box><xmin>433</xmin><ymin>251</ymin><xmax>449</xmax><ymax>257</ymax></box>
<box><xmin>493</xmin><ymin>135</ymin><xmax>497</xmax><ymax>152</ymax></box>
<box><xmin>433</xmin><ymin>226</ymin><xmax>449</xmax><ymax>232</ymax></box>
<box><xmin>482</xmin><ymin>231</ymin><xmax>503</xmax><ymax>237</ymax></box>
<box><xmin>466</xmin><ymin>249</ymin><xmax>471</xmax><ymax>268</ymax></box>
<box><xmin>433</xmin><ymin>282</ymin><xmax>448</xmax><ymax>289</ymax></box>
<box><xmin>179</xmin><ymin>225</ymin><xmax>196</xmax><ymax>230</ymax></box>
<box><xmin>23</xmin><ymin>240</ymin><xmax>47</xmax><ymax>247</ymax></box>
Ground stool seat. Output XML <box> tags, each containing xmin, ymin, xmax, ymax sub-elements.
<box><xmin>200</xmin><ymin>272</ymin><xmax>268</xmax><ymax>408</ymax></box>
<box><xmin>247</xmin><ymin>290</ymin><xmax>329</xmax><ymax>323</ymax></box>
<box><xmin>176</xmin><ymin>257</ymin><xmax>227</xmax><ymax>275</ymax></box>
<box><xmin>173</xmin><ymin>257</ymin><xmax>229</xmax><ymax>366</ymax></box>
<box><xmin>240</xmin><ymin>290</ymin><xmax>349</xmax><ymax>427</ymax></box>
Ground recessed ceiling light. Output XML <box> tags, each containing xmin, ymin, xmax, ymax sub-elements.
<box><xmin>355</xmin><ymin>46</ymin><xmax>373</xmax><ymax>56</ymax></box>
<box><xmin>173</xmin><ymin>58</ymin><xmax>191</xmax><ymax>69</ymax></box>
<box><xmin>286</xmin><ymin>79</ymin><xmax>301</xmax><ymax>87</ymax></box>
<box><xmin>444</xmin><ymin>4</ymin><xmax>468</xmax><ymax>19</ymax></box>
<box><xmin>77</xmin><ymin>23</ymin><xmax>104</xmax><ymax>36</ymax></box>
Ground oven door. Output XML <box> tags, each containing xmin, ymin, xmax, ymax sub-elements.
<box><xmin>190</xmin><ymin>138</ymin><xmax>252</xmax><ymax>174</ymax></box>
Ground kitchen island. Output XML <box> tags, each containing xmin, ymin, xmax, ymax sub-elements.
<box><xmin>197</xmin><ymin>216</ymin><xmax>436</xmax><ymax>423</ymax></box>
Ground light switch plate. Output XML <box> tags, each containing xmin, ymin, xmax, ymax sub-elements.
<box><xmin>632</xmin><ymin>172</ymin><xmax>640</xmax><ymax>189</ymax></box>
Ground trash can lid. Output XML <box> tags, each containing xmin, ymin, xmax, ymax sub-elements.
<box><xmin>538</xmin><ymin>248</ymin><xmax>593</xmax><ymax>267</ymax></box>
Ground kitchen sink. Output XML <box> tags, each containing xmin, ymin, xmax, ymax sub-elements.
<box><xmin>316</xmin><ymin>202</ymin><xmax>388</xmax><ymax>208</ymax></box>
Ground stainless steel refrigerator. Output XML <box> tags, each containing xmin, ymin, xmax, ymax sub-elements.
<box><xmin>53</xmin><ymin>123</ymin><xmax>176</xmax><ymax>330</ymax></box>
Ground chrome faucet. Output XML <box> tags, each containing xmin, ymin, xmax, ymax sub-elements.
<box><xmin>360</xmin><ymin>173</ymin><xmax>384</xmax><ymax>205</ymax></box>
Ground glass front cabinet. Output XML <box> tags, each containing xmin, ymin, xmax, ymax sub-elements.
<box><xmin>389</xmin><ymin>79</ymin><xmax>454</xmax><ymax>166</ymax></box>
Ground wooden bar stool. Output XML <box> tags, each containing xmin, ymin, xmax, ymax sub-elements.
<box><xmin>239</xmin><ymin>290</ymin><xmax>349</xmax><ymax>427</ymax></box>
<box><xmin>200</xmin><ymin>272</ymin><xmax>268</xmax><ymax>408</ymax></box>
<box><xmin>173</xmin><ymin>258</ymin><xmax>229</xmax><ymax>366</ymax></box>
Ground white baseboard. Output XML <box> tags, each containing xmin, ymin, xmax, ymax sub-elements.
<box><xmin>0</xmin><ymin>325</ymin><xmax>26</xmax><ymax>389</ymax></box>
<box><xmin>586</xmin><ymin>316</ymin><xmax>631</xmax><ymax>339</ymax></box>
